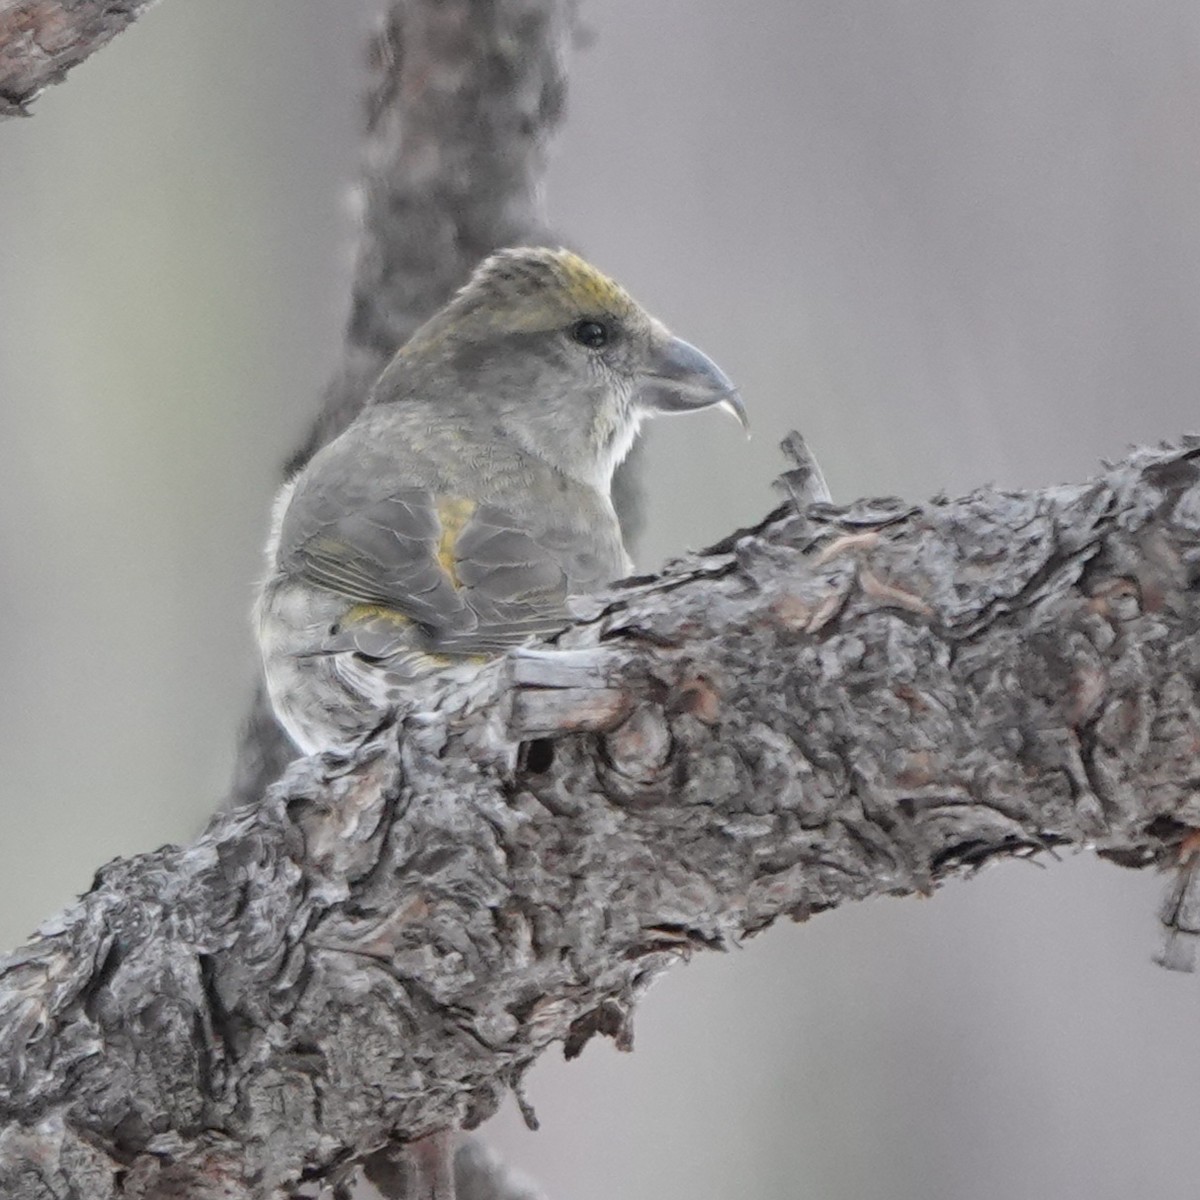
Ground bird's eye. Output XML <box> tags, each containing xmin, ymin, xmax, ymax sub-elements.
<box><xmin>571</xmin><ymin>319</ymin><xmax>610</xmax><ymax>348</ymax></box>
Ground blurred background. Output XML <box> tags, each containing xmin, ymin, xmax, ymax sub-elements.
<box><xmin>2</xmin><ymin>2</ymin><xmax>1199</xmax><ymax>1197</ymax></box>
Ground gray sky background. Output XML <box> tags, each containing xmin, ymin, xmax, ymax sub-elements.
<box><xmin>1</xmin><ymin>3</ymin><xmax>1199</xmax><ymax>1198</ymax></box>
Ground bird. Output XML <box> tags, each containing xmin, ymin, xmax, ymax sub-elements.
<box><xmin>256</xmin><ymin>246</ymin><xmax>743</xmax><ymax>1199</ymax></box>
<box><xmin>256</xmin><ymin>246</ymin><xmax>746</xmax><ymax>757</ymax></box>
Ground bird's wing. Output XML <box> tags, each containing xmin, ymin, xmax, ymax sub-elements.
<box><xmin>279</xmin><ymin>485</ymin><xmax>574</xmax><ymax>660</ymax></box>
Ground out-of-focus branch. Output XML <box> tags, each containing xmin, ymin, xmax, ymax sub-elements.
<box><xmin>228</xmin><ymin>0</ymin><xmax>586</xmax><ymax>810</ymax></box>
<box><xmin>291</xmin><ymin>0</ymin><xmax>575</xmax><ymax>469</ymax></box>
<box><xmin>4</xmin><ymin>440</ymin><xmax>1200</xmax><ymax>1199</ymax></box>
<box><xmin>0</xmin><ymin>0</ymin><xmax>160</xmax><ymax>115</ymax></box>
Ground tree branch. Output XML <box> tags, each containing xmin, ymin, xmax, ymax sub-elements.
<box><xmin>4</xmin><ymin>439</ymin><xmax>1200</xmax><ymax>1199</ymax></box>
<box><xmin>0</xmin><ymin>0</ymin><xmax>160</xmax><ymax>115</ymax></box>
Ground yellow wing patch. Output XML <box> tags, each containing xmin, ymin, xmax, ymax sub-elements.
<box><xmin>343</xmin><ymin>604</ymin><xmax>411</xmax><ymax>626</ymax></box>
<box><xmin>435</xmin><ymin>496</ymin><xmax>477</xmax><ymax>586</ymax></box>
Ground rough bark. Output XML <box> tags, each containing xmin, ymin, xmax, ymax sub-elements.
<box><xmin>0</xmin><ymin>0</ymin><xmax>160</xmax><ymax>115</ymax></box>
<box><xmin>228</xmin><ymin>0</ymin><xmax>600</xmax><ymax>812</ymax></box>
<box><xmin>4</xmin><ymin>439</ymin><xmax>1200</xmax><ymax>1199</ymax></box>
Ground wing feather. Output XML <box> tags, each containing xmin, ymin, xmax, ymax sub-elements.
<box><xmin>279</xmin><ymin>486</ymin><xmax>576</xmax><ymax>663</ymax></box>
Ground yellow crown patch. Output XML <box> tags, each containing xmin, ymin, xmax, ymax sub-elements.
<box><xmin>548</xmin><ymin>249</ymin><xmax>635</xmax><ymax>314</ymax></box>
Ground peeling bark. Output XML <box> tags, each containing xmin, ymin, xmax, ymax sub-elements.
<box><xmin>0</xmin><ymin>0</ymin><xmax>160</xmax><ymax>115</ymax></box>
<box><xmin>4</xmin><ymin>440</ymin><xmax>1200</xmax><ymax>1199</ymax></box>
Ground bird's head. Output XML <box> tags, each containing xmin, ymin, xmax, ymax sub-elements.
<box><xmin>370</xmin><ymin>247</ymin><xmax>745</xmax><ymax>490</ymax></box>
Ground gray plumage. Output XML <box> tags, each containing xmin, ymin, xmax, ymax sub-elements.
<box><xmin>257</xmin><ymin>247</ymin><xmax>744</xmax><ymax>754</ymax></box>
